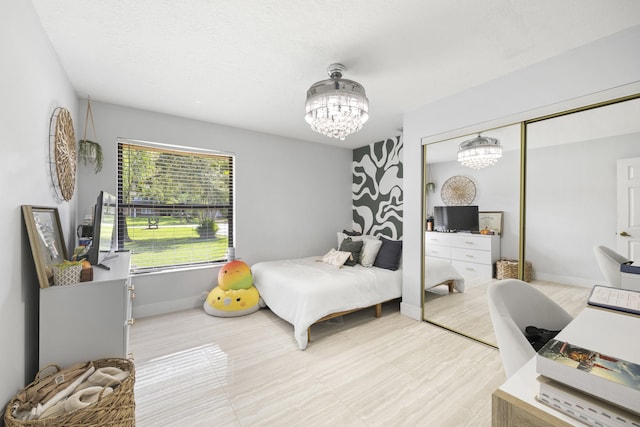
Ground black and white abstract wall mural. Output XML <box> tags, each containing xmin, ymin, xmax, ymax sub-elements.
<box><xmin>352</xmin><ymin>135</ymin><xmax>403</xmax><ymax>239</ymax></box>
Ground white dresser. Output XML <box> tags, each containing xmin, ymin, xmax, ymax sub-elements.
<box><xmin>425</xmin><ymin>232</ymin><xmax>500</xmax><ymax>278</ymax></box>
<box><xmin>39</xmin><ymin>253</ymin><xmax>134</xmax><ymax>368</ymax></box>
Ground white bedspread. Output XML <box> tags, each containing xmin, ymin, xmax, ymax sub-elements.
<box><xmin>425</xmin><ymin>257</ymin><xmax>465</xmax><ymax>293</ymax></box>
<box><xmin>252</xmin><ymin>257</ymin><xmax>402</xmax><ymax>350</ymax></box>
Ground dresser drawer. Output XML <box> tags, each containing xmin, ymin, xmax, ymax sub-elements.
<box><xmin>451</xmin><ymin>247</ymin><xmax>493</xmax><ymax>264</ymax></box>
<box><xmin>425</xmin><ymin>244</ymin><xmax>451</xmax><ymax>259</ymax></box>
<box><xmin>425</xmin><ymin>232</ymin><xmax>451</xmax><ymax>246</ymax></box>
<box><xmin>425</xmin><ymin>232</ymin><xmax>499</xmax><ymax>279</ymax></box>
<box><xmin>449</xmin><ymin>234</ymin><xmax>493</xmax><ymax>251</ymax></box>
<box><xmin>452</xmin><ymin>259</ymin><xmax>494</xmax><ymax>278</ymax></box>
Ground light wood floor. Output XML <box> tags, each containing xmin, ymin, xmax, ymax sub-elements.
<box><xmin>424</xmin><ymin>279</ymin><xmax>593</xmax><ymax>346</ymax></box>
<box><xmin>130</xmin><ymin>301</ymin><xmax>506</xmax><ymax>426</ymax></box>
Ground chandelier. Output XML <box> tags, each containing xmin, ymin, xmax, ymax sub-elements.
<box><xmin>305</xmin><ymin>63</ymin><xmax>369</xmax><ymax>141</ymax></box>
<box><xmin>457</xmin><ymin>134</ymin><xmax>503</xmax><ymax>170</ymax></box>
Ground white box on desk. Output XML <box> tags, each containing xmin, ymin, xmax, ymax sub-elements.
<box><xmin>537</xmin><ymin>376</ymin><xmax>640</xmax><ymax>427</ymax></box>
<box><xmin>536</xmin><ymin>337</ymin><xmax>640</xmax><ymax>415</ymax></box>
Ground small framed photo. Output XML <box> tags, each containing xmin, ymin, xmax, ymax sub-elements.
<box><xmin>479</xmin><ymin>211</ymin><xmax>504</xmax><ymax>235</ymax></box>
<box><xmin>22</xmin><ymin>205</ymin><xmax>68</xmax><ymax>288</ymax></box>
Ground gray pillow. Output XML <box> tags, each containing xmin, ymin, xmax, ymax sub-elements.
<box><xmin>373</xmin><ymin>237</ymin><xmax>402</xmax><ymax>271</ymax></box>
<box><xmin>338</xmin><ymin>238</ymin><xmax>364</xmax><ymax>267</ymax></box>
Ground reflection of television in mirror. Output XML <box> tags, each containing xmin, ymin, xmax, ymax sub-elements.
<box><xmin>87</xmin><ymin>191</ymin><xmax>118</xmax><ymax>269</ymax></box>
<box><xmin>433</xmin><ymin>205</ymin><xmax>479</xmax><ymax>232</ymax></box>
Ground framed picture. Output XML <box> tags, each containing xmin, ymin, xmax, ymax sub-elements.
<box><xmin>22</xmin><ymin>205</ymin><xmax>68</xmax><ymax>288</ymax></box>
<box><xmin>479</xmin><ymin>211</ymin><xmax>504</xmax><ymax>235</ymax></box>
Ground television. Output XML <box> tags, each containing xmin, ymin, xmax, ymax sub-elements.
<box><xmin>433</xmin><ymin>205</ymin><xmax>479</xmax><ymax>233</ymax></box>
<box><xmin>86</xmin><ymin>191</ymin><xmax>118</xmax><ymax>269</ymax></box>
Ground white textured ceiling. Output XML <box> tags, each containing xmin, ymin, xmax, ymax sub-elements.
<box><xmin>30</xmin><ymin>0</ymin><xmax>640</xmax><ymax>149</ymax></box>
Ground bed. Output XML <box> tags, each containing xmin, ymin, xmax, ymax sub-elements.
<box><xmin>252</xmin><ymin>257</ymin><xmax>402</xmax><ymax>350</ymax></box>
<box><xmin>425</xmin><ymin>257</ymin><xmax>465</xmax><ymax>293</ymax></box>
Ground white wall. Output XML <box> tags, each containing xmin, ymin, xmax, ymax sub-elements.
<box><xmin>0</xmin><ymin>0</ymin><xmax>78</xmax><ymax>412</ymax></box>
<box><xmin>76</xmin><ymin>101</ymin><xmax>353</xmax><ymax>318</ymax></box>
<box><xmin>401</xmin><ymin>26</ymin><xmax>640</xmax><ymax>319</ymax></box>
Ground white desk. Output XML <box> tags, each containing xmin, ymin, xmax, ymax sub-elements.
<box><xmin>492</xmin><ymin>307</ymin><xmax>640</xmax><ymax>426</ymax></box>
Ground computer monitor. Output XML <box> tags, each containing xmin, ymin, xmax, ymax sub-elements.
<box><xmin>86</xmin><ymin>191</ymin><xmax>118</xmax><ymax>269</ymax></box>
<box><xmin>433</xmin><ymin>205</ymin><xmax>479</xmax><ymax>232</ymax></box>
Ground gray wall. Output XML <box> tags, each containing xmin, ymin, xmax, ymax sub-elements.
<box><xmin>401</xmin><ymin>26</ymin><xmax>640</xmax><ymax>320</ymax></box>
<box><xmin>76</xmin><ymin>101</ymin><xmax>353</xmax><ymax>318</ymax></box>
<box><xmin>1</xmin><ymin>1</ymin><xmax>79</xmax><ymax>413</ymax></box>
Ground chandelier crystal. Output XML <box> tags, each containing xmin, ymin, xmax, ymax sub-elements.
<box><xmin>305</xmin><ymin>63</ymin><xmax>369</xmax><ymax>141</ymax></box>
<box><xmin>457</xmin><ymin>134</ymin><xmax>503</xmax><ymax>170</ymax></box>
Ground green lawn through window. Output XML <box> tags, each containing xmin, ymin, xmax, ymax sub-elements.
<box><xmin>123</xmin><ymin>217</ymin><xmax>228</xmax><ymax>268</ymax></box>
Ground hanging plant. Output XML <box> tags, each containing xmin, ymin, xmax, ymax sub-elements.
<box><xmin>78</xmin><ymin>139</ymin><xmax>103</xmax><ymax>173</ymax></box>
<box><xmin>78</xmin><ymin>96</ymin><xmax>103</xmax><ymax>174</ymax></box>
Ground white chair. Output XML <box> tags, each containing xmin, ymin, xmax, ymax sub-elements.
<box><xmin>593</xmin><ymin>245</ymin><xmax>631</xmax><ymax>288</ymax></box>
<box><xmin>487</xmin><ymin>279</ymin><xmax>573</xmax><ymax>378</ymax></box>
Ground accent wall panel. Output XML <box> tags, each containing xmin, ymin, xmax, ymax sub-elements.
<box><xmin>352</xmin><ymin>136</ymin><xmax>403</xmax><ymax>239</ymax></box>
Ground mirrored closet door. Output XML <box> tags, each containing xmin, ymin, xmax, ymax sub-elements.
<box><xmin>422</xmin><ymin>124</ymin><xmax>521</xmax><ymax>347</ymax></box>
<box><xmin>523</xmin><ymin>95</ymin><xmax>640</xmax><ymax>315</ymax></box>
<box><xmin>421</xmin><ymin>94</ymin><xmax>640</xmax><ymax>346</ymax></box>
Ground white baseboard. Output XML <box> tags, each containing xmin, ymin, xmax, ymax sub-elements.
<box><xmin>400</xmin><ymin>301</ymin><xmax>422</xmax><ymax>320</ymax></box>
<box><xmin>533</xmin><ymin>273</ymin><xmax>595</xmax><ymax>288</ymax></box>
<box><xmin>133</xmin><ymin>296</ymin><xmax>204</xmax><ymax>319</ymax></box>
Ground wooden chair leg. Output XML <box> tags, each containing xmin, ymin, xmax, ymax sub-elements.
<box><xmin>375</xmin><ymin>303</ymin><xmax>382</xmax><ymax>318</ymax></box>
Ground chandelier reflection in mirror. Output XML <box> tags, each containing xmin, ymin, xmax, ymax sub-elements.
<box><xmin>457</xmin><ymin>134</ymin><xmax>503</xmax><ymax>170</ymax></box>
<box><xmin>305</xmin><ymin>63</ymin><xmax>369</xmax><ymax>141</ymax></box>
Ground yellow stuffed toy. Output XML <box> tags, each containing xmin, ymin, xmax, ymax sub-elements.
<box><xmin>203</xmin><ymin>260</ymin><xmax>263</xmax><ymax>317</ymax></box>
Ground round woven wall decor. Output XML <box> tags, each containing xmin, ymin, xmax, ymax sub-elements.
<box><xmin>50</xmin><ymin>107</ymin><xmax>77</xmax><ymax>201</ymax></box>
<box><xmin>441</xmin><ymin>175</ymin><xmax>476</xmax><ymax>206</ymax></box>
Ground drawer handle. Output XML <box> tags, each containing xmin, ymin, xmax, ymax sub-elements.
<box><xmin>465</xmin><ymin>268</ymin><xmax>476</xmax><ymax>271</ymax></box>
<box><xmin>127</xmin><ymin>318</ymin><xmax>136</xmax><ymax>326</ymax></box>
<box><xmin>465</xmin><ymin>255</ymin><xmax>476</xmax><ymax>259</ymax></box>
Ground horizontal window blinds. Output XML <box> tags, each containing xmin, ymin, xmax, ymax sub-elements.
<box><xmin>118</xmin><ymin>141</ymin><xmax>234</xmax><ymax>272</ymax></box>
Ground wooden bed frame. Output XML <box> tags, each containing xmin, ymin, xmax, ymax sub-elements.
<box><xmin>306</xmin><ymin>280</ymin><xmax>456</xmax><ymax>342</ymax></box>
<box><xmin>427</xmin><ymin>280</ymin><xmax>456</xmax><ymax>293</ymax></box>
<box><xmin>307</xmin><ymin>302</ymin><xmax>384</xmax><ymax>343</ymax></box>
<box><xmin>445</xmin><ymin>280</ymin><xmax>455</xmax><ymax>293</ymax></box>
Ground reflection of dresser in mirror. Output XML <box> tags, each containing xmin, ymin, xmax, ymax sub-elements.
<box><xmin>425</xmin><ymin>232</ymin><xmax>500</xmax><ymax>278</ymax></box>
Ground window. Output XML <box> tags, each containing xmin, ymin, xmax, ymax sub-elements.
<box><xmin>117</xmin><ymin>140</ymin><xmax>234</xmax><ymax>273</ymax></box>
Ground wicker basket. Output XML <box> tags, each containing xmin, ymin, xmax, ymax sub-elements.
<box><xmin>4</xmin><ymin>358</ymin><xmax>135</xmax><ymax>427</ymax></box>
<box><xmin>496</xmin><ymin>259</ymin><xmax>533</xmax><ymax>282</ymax></box>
